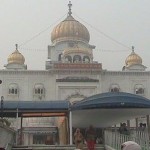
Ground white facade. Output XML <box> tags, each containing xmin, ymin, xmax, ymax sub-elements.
<box><xmin>0</xmin><ymin>70</ymin><xmax>150</xmax><ymax>102</ymax></box>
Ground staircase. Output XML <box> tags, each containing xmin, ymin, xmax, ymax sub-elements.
<box><xmin>12</xmin><ymin>144</ymin><xmax>105</xmax><ymax>150</ymax></box>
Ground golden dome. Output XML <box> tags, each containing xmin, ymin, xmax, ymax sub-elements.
<box><xmin>125</xmin><ymin>47</ymin><xmax>142</xmax><ymax>66</ymax></box>
<box><xmin>51</xmin><ymin>2</ymin><xmax>90</xmax><ymax>43</ymax></box>
<box><xmin>8</xmin><ymin>44</ymin><xmax>25</xmax><ymax>64</ymax></box>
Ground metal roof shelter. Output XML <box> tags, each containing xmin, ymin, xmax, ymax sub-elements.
<box><xmin>71</xmin><ymin>92</ymin><xmax>150</xmax><ymax>127</ymax></box>
<box><xmin>0</xmin><ymin>100</ymin><xmax>70</xmax><ymax>118</ymax></box>
<box><xmin>0</xmin><ymin>100</ymin><xmax>70</xmax><ymax>145</ymax></box>
<box><xmin>71</xmin><ymin>92</ymin><xmax>150</xmax><ymax>110</ymax></box>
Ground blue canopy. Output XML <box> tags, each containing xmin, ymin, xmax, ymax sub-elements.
<box><xmin>71</xmin><ymin>92</ymin><xmax>150</xmax><ymax>127</ymax></box>
<box><xmin>71</xmin><ymin>92</ymin><xmax>150</xmax><ymax>110</ymax></box>
<box><xmin>0</xmin><ymin>100</ymin><xmax>70</xmax><ymax>117</ymax></box>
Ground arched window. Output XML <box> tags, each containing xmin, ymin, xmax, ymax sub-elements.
<box><xmin>134</xmin><ymin>84</ymin><xmax>144</xmax><ymax>95</ymax></box>
<box><xmin>65</xmin><ymin>55</ymin><xmax>72</xmax><ymax>63</ymax></box>
<box><xmin>8</xmin><ymin>83</ymin><xmax>19</xmax><ymax>96</ymax></box>
<box><xmin>73</xmin><ymin>55</ymin><xmax>81</xmax><ymax>63</ymax></box>
<box><xmin>34</xmin><ymin>83</ymin><xmax>45</xmax><ymax>100</ymax></box>
<box><xmin>83</xmin><ymin>56</ymin><xmax>90</xmax><ymax>63</ymax></box>
<box><xmin>110</xmin><ymin>84</ymin><xmax>120</xmax><ymax>92</ymax></box>
<box><xmin>58</xmin><ymin>53</ymin><xmax>62</xmax><ymax>61</ymax></box>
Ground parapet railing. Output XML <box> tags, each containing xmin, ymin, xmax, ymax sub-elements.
<box><xmin>104</xmin><ymin>129</ymin><xmax>149</xmax><ymax>150</ymax></box>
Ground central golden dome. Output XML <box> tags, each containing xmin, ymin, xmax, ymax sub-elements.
<box><xmin>125</xmin><ymin>47</ymin><xmax>142</xmax><ymax>67</ymax></box>
<box><xmin>51</xmin><ymin>2</ymin><xmax>90</xmax><ymax>43</ymax></box>
<box><xmin>51</xmin><ymin>15</ymin><xmax>90</xmax><ymax>43</ymax></box>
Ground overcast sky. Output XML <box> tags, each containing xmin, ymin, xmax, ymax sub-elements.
<box><xmin>0</xmin><ymin>0</ymin><xmax>150</xmax><ymax>70</ymax></box>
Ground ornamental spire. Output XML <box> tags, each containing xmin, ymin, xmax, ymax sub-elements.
<box><xmin>15</xmin><ymin>44</ymin><xmax>18</xmax><ymax>51</ymax></box>
<box><xmin>132</xmin><ymin>46</ymin><xmax>134</xmax><ymax>52</ymax></box>
<box><xmin>68</xmin><ymin>1</ymin><xmax>72</xmax><ymax>16</ymax></box>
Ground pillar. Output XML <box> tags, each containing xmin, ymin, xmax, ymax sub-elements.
<box><xmin>135</xmin><ymin>118</ymin><xmax>138</xmax><ymax>130</ymax></box>
<box><xmin>69</xmin><ymin>110</ymin><xmax>73</xmax><ymax>145</ymax></box>
<box><xmin>146</xmin><ymin>115</ymin><xmax>150</xmax><ymax>136</ymax></box>
<box><xmin>127</xmin><ymin>120</ymin><xmax>130</xmax><ymax>130</ymax></box>
<box><xmin>20</xmin><ymin>117</ymin><xmax>23</xmax><ymax>145</ymax></box>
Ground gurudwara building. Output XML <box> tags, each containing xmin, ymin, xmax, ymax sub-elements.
<box><xmin>0</xmin><ymin>1</ymin><xmax>150</xmax><ymax>145</ymax></box>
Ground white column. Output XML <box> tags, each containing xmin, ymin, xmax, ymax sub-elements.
<box><xmin>16</xmin><ymin>108</ymin><xmax>19</xmax><ymax>145</ymax></box>
<box><xmin>69</xmin><ymin>110</ymin><xmax>73</xmax><ymax>145</ymax></box>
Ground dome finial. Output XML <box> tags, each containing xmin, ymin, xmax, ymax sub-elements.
<box><xmin>15</xmin><ymin>44</ymin><xmax>18</xmax><ymax>50</ymax></box>
<box><xmin>132</xmin><ymin>46</ymin><xmax>134</xmax><ymax>52</ymax></box>
<box><xmin>68</xmin><ymin>1</ymin><xmax>72</xmax><ymax>16</ymax></box>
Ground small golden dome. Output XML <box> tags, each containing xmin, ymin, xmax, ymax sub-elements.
<box><xmin>8</xmin><ymin>44</ymin><xmax>25</xmax><ymax>64</ymax></box>
<box><xmin>51</xmin><ymin>2</ymin><xmax>90</xmax><ymax>43</ymax></box>
<box><xmin>125</xmin><ymin>47</ymin><xmax>142</xmax><ymax>66</ymax></box>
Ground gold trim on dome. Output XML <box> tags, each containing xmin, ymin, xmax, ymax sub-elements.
<box><xmin>125</xmin><ymin>47</ymin><xmax>142</xmax><ymax>66</ymax></box>
<box><xmin>51</xmin><ymin>15</ymin><xmax>90</xmax><ymax>43</ymax></box>
<box><xmin>51</xmin><ymin>37</ymin><xmax>88</xmax><ymax>44</ymax></box>
<box><xmin>63</xmin><ymin>48</ymin><xmax>92</xmax><ymax>56</ymax></box>
<box><xmin>8</xmin><ymin>44</ymin><xmax>25</xmax><ymax>64</ymax></box>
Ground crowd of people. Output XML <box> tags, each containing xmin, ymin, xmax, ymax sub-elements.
<box><xmin>118</xmin><ymin>122</ymin><xmax>147</xmax><ymax>136</ymax></box>
<box><xmin>73</xmin><ymin>125</ymin><xmax>96</xmax><ymax>150</ymax></box>
<box><xmin>73</xmin><ymin>124</ymin><xmax>142</xmax><ymax>150</ymax></box>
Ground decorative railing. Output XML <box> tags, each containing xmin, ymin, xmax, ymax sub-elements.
<box><xmin>104</xmin><ymin>129</ymin><xmax>149</xmax><ymax>150</ymax></box>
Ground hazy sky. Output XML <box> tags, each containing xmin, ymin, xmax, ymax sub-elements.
<box><xmin>0</xmin><ymin>0</ymin><xmax>150</xmax><ymax>70</ymax></box>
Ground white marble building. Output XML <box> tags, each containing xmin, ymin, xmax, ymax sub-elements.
<box><xmin>0</xmin><ymin>1</ymin><xmax>150</xmax><ymax>145</ymax></box>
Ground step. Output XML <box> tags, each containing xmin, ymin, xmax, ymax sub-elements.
<box><xmin>12</xmin><ymin>144</ymin><xmax>104</xmax><ymax>150</ymax></box>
